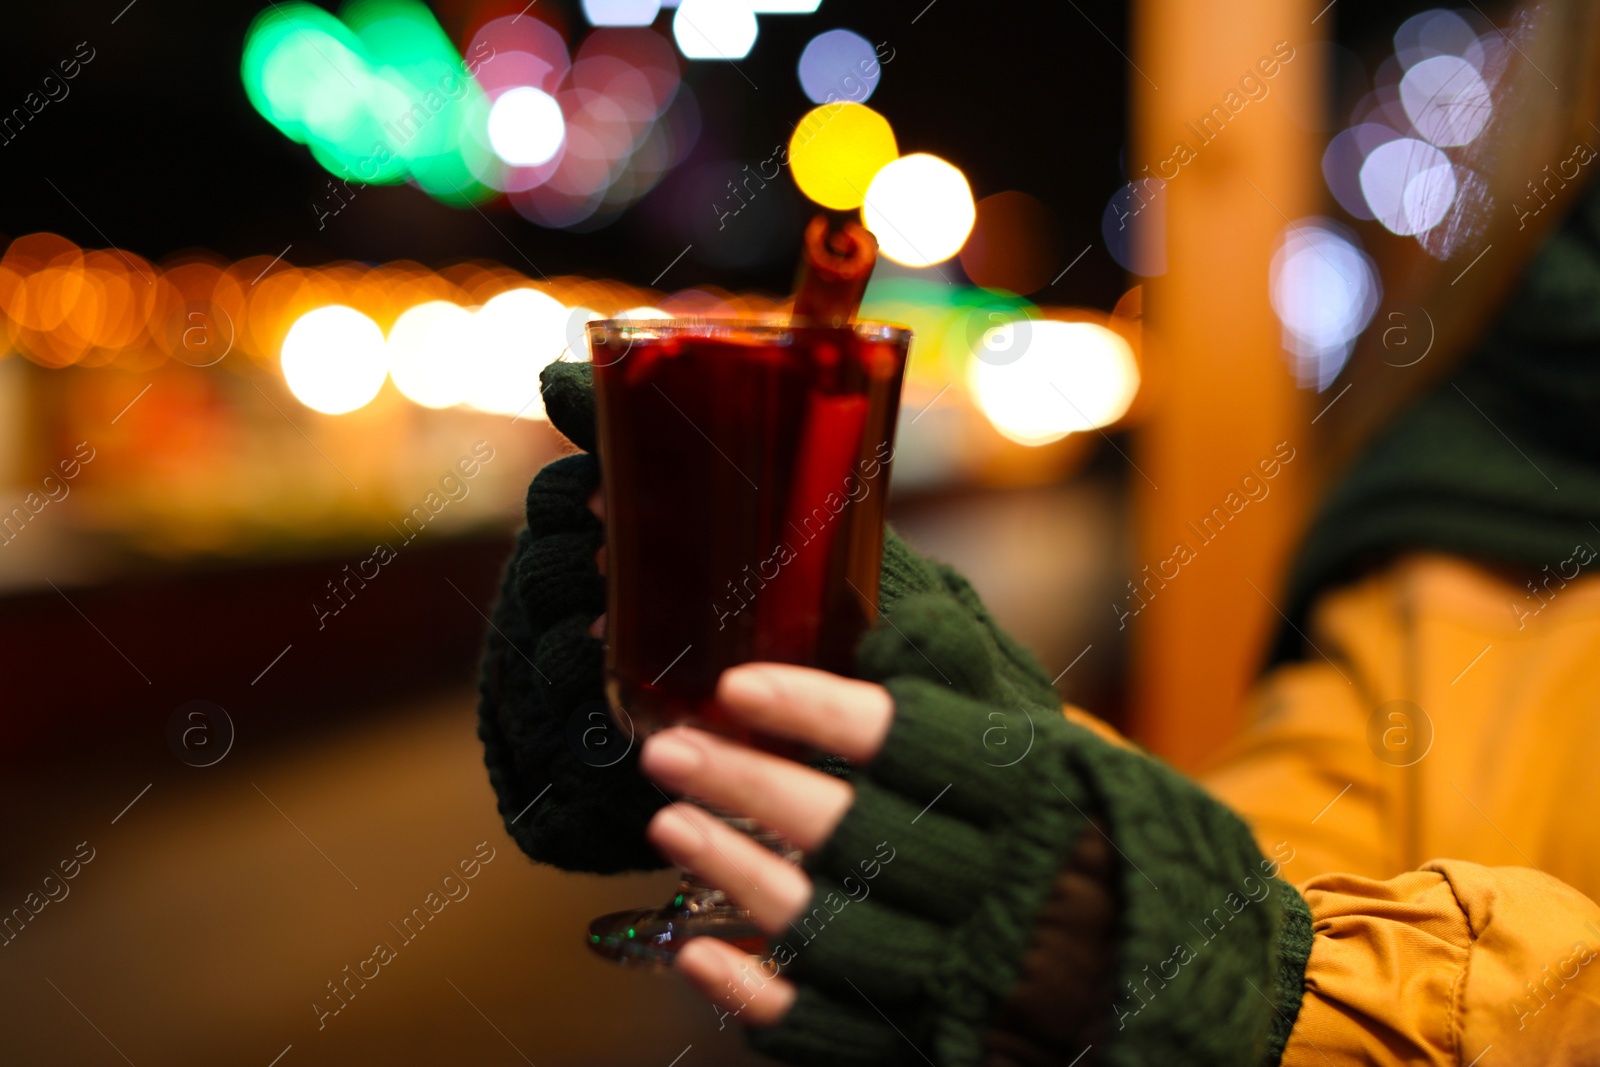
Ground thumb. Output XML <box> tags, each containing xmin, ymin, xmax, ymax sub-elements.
<box><xmin>541</xmin><ymin>360</ymin><xmax>597</xmax><ymax>453</ymax></box>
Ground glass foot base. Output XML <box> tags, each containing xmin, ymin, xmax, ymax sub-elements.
<box><xmin>588</xmin><ymin>883</ymin><xmax>766</xmax><ymax>966</ymax></box>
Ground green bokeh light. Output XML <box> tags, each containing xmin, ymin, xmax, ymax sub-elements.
<box><xmin>242</xmin><ymin>0</ymin><xmax>496</xmax><ymax>203</ymax></box>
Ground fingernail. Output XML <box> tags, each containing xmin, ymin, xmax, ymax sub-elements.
<box><xmin>649</xmin><ymin>806</ymin><xmax>698</xmax><ymax>855</ymax></box>
<box><xmin>675</xmin><ymin>936</ymin><xmax>730</xmax><ymax>982</ymax></box>
<box><xmin>643</xmin><ymin>730</ymin><xmax>703</xmax><ymax>778</ymax></box>
<box><xmin>720</xmin><ymin>665</ymin><xmax>777</xmax><ymax>707</ymax></box>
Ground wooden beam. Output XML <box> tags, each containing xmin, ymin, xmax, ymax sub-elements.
<box><xmin>1125</xmin><ymin>0</ymin><xmax>1321</xmax><ymax>769</ymax></box>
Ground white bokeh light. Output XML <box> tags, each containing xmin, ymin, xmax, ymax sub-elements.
<box><xmin>281</xmin><ymin>306</ymin><xmax>389</xmax><ymax>415</ymax></box>
<box><xmin>487</xmin><ymin>87</ymin><xmax>567</xmax><ymax>167</ymax></box>
<box><xmin>967</xmin><ymin>320</ymin><xmax>1140</xmax><ymax>446</ymax></box>
<box><xmin>673</xmin><ymin>0</ymin><xmax>759</xmax><ymax>60</ymax></box>
<box><xmin>464</xmin><ymin>288</ymin><xmax>571</xmax><ymax>417</ymax></box>
<box><xmin>861</xmin><ymin>154</ymin><xmax>977</xmax><ymax>267</ymax></box>
<box><xmin>582</xmin><ymin>0</ymin><xmax>662</xmax><ymax>26</ymax></box>
<box><xmin>1270</xmin><ymin>221</ymin><xmax>1380</xmax><ymax>390</ymax></box>
<box><xmin>1394</xmin><ymin>8</ymin><xmax>1486</xmax><ymax>72</ymax></box>
<box><xmin>1359</xmin><ymin>137</ymin><xmax>1458</xmax><ymax>235</ymax></box>
<box><xmin>1401</xmin><ymin>54</ymin><xmax>1492</xmax><ymax>147</ymax></box>
<box><xmin>387</xmin><ymin>301</ymin><xmax>474</xmax><ymax>409</ymax></box>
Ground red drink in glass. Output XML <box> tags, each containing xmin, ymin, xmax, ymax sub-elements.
<box><xmin>591</xmin><ymin>319</ymin><xmax>911</xmax><ymax>742</ymax></box>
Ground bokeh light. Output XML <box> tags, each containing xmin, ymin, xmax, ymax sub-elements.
<box><xmin>281</xmin><ymin>305</ymin><xmax>389</xmax><ymax>414</ymax></box>
<box><xmin>1400</xmin><ymin>54</ymin><xmax>1491</xmax><ymax>146</ymax></box>
<box><xmin>463</xmin><ymin>288</ymin><xmax>570</xmax><ymax>417</ymax></box>
<box><xmin>797</xmin><ymin>29</ymin><xmax>880</xmax><ymax>105</ymax></box>
<box><xmin>386</xmin><ymin>300</ymin><xmax>473</xmax><ymax>408</ymax></box>
<box><xmin>1101</xmin><ymin>180</ymin><xmax>1165</xmax><ymax>276</ymax></box>
<box><xmin>673</xmin><ymin>0</ymin><xmax>759</xmax><ymax>60</ymax></box>
<box><xmin>241</xmin><ymin>0</ymin><xmax>495</xmax><ymax>204</ymax></box>
<box><xmin>1322</xmin><ymin>123</ymin><xmax>1399</xmax><ymax>220</ymax></box>
<box><xmin>788</xmin><ymin>102</ymin><xmax>897</xmax><ymax>211</ymax></box>
<box><xmin>1269</xmin><ymin>220</ymin><xmax>1379</xmax><ymax>389</ymax></box>
<box><xmin>960</xmin><ymin>191</ymin><xmax>1059</xmax><ymax>295</ymax></box>
<box><xmin>861</xmin><ymin>153</ymin><xmax>976</xmax><ymax>267</ymax></box>
<box><xmin>1359</xmin><ymin>137</ymin><xmax>1456</xmax><ymax>235</ymax></box>
<box><xmin>582</xmin><ymin>0</ymin><xmax>662</xmax><ymax>27</ymax></box>
<box><xmin>470</xmin><ymin>15</ymin><xmax>571</xmax><ymax>95</ymax></box>
<box><xmin>495</xmin><ymin>28</ymin><xmax>689</xmax><ymax>229</ymax></box>
<box><xmin>1394</xmin><ymin>8</ymin><xmax>1486</xmax><ymax>71</ymax></box>
<box><xmin>968</xmin><ymin>320</ymin><xmax>1140</xmax><ymax>445</ymax></box>
<box><xmin>488</xmin><ymin>87</ymin><xmax>567</xmax><ymax>166</ymax></box>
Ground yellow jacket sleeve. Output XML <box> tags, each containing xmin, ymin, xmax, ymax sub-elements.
<box><xmin>1286</xmin><ymin>861</ymin><xmax>1600</xmax><ymax>1065</ymax></box>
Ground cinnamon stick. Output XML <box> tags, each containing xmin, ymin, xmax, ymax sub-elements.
<box><xmin>790</xmin><ymin>214</ymin><xmax>879</xmax><ymax>327</ymax></box>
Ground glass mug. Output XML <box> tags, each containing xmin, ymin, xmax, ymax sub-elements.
<box><xmin>584</xmin><ymin>318</ymin><xmax>910</xmax><ymax>964</ymax></box>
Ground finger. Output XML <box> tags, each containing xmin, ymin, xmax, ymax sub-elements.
<box><xmin>646</xmin><ymin>803</ymin><xmax>810</xmax><ymax>932</ymax></box>
<box><xmin>588</xmin><ymin>612</ymin><xmax>606</xmax><ymax>640</ymax></box>
<box><xmin>676</xmin><ymin>937</ymin><xmax>795</xmax><ymax>1028</ymax></box>
<box><xmin>588</xmin><ymin>485</ymin><xmax>604</xmax><ymax>524</ymax></box>
<box><xmin>641</xmin><ymin>727</ymin><xmax>853</xmax><ymax>852</ymax></box>
<box><xmin>716</xmin><ymin>664</ymin><xmax>893</xmax><ymax>764</ymax></box>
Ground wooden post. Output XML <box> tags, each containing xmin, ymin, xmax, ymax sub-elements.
<box><xmin>1126</xmin><ymin>0</ymin><xmax>1321</xmax><ymax>769</ymax></box>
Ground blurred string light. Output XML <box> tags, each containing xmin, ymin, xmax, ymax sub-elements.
<box><xmin>1101</xmin><ymin>179</ymin><xmax>1165</xmax><ymax>276</ymax></box>
<box><xmin>862</xmin><ymin>154</ymin><xmax>976</xmax><ymax>266</ymax></box>
<box><xmin>243</xmin><ymin>3</ymin><xmax>692</xmax><ymax>229</ymax></box>
<box><xmin>386</xmin><ymin>300</ymin><xmax>473</xmax><ymax>408</ymax></box>
<box><xmin>1400</xmin><ymin>55</ymin><xmax>1491</xmax><ymax>146</ymax></box>
<box><xmin>583</xmin><ymin>0</ymin><xmax>662</xmax><ymax>27</ymax></box>
<box><xmin>1320</xmin><ymin>6</ymin><xmax>1499</xmax><ymax>243</ymax></box>
<box><xmin>1269</xmin><ymin>219</ymin><xmax>1379</xmax><ymax>390</ymax></box>
<box><xmin>1394</xmin><ymin>7</ymin><xmax>1490</xmax><ymax>72</ymax></box>
<box><xmin>241</xmin><ymin>0</ymin><xmax>496</xmax><ymax>205</ymax></box>
<box><xmin>1359</xmin><ymin>137</ymin><xmax>1456</xmax><ymax>235</ymax></box>
<box><xmin>462</xmin><ymin>288</ymin><xmax>570</xmax><ymax>416</ymax></box>
<box><xmin>788</xmin><ymin>102</ymin><xmax>898</xmax><ymax>210</ymax></box>
<box><xmin>967</xmin><ymin>321</ymin><xmax>1140</xmax><ymax>445</ymax></box>
<box><xmin>673</xmin><ymin>0</ymin><xmax>759</xmax><ymax>60</ymax></box>
<box><xmin>2</xmin><ymin>233</ymin><xmax>1145</xmax><ymax>454</ymax></box>
<box><xmin>487</xmin><ymin>87</ymin><xmax>566</xmax><ymax>165</ymax></box>
<box><xmin>797</xmin><ymin>29</ymin><xmax>879</xmax><ymax>104</ymax></box>
<box><xmin>281</xmin><ymin>306</ymin><xmax>389</xmax><ymax>415</ymax></box>
<box><xmin>502</xmin><ymin>27</ymin><xmax>695</xmax><ymax>229</ymax></box>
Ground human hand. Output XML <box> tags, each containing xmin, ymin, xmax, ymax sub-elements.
<box><xmin>639</xmin><ymin>663</ymin><xmax>895</xmax><ymax>1024</ymax></box>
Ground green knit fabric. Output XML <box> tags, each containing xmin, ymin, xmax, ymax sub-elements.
<box><xmin>1272</xmin><ymin>183</ymin><xmax>1600</xmax><ymax>663</ymax></box>
<box><xmin>747</xmin><ymin>589</ymin><xmax>1313</xmax><ymax>1066</ymax></box>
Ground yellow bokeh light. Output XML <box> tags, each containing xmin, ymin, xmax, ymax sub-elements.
<box><xmin>862</xmin><ymin>153</ymin><xmax>976</xmax><ymax>267</ymax></box>
<box><xmin>967</xmin><ymin>320</ymin><xmax>1140</xmax><ymax>446</ymax></box>
<box><xmin>281</xmin><ymin>305</ymin><xmax>389</xmax><ymax>415</ymax></box>
<box><xmin>788</xmin><ymin>102</ymin><xmax>898</xmax><ymax>211</ymax></box>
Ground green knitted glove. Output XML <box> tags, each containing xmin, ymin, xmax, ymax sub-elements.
<box><xmin>745</xmin><ymin>590</ymin><xmax>1314</xmax><ymax>1067</ymax></box>
<box><xmin>477</xmin><ymin>357</ymin><xmax>675</xmax><ymax>871</ymax></box>
<box><xmin>478</xmin><ymin>361</ymin><xmax>1056</xmax><ymax>873</ymax></box>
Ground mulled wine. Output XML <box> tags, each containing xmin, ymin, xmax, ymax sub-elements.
<box><xmin>591</xmin><ymin>319</ymin><xmax>910</xmax><ymax>742</ymax></box>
